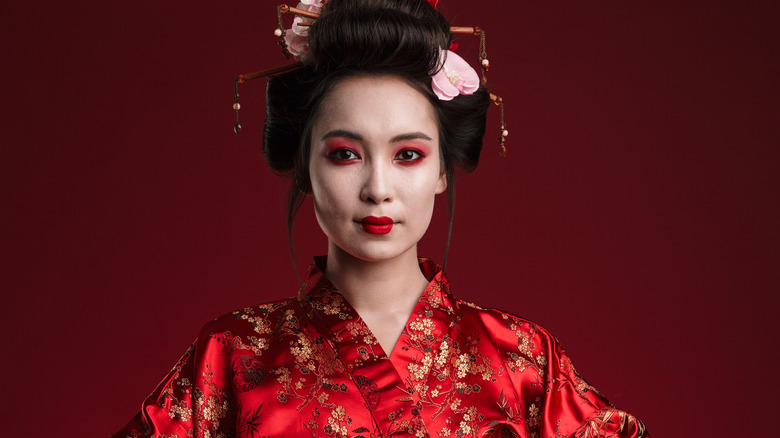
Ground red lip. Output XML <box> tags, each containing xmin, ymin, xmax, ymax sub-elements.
<box><xmin>360</xmin><ymin>216</ymin><xmax>394</xmax><ymax>235</ymax></box>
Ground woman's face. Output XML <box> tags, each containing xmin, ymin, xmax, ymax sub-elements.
<box><xmin>309</xmin><ymin>75</ymin><xmax>446</xmax><ymax>263</ymax></box>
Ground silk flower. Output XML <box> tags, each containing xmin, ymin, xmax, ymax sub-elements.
<box><xmin>431</xmin><ymin>50</ymin><xmax>480</xmax><ymax>101</ymax></box>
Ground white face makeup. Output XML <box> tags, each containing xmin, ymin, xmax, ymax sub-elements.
<box><xmin>309</xmin><ymin>75</ymin><xmax>447</xmax><ymax>263</ymax></box>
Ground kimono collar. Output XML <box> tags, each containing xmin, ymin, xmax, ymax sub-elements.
<box><xmin>297</xmin><ymin>256</ymin><xmax>459</xmax><ymax>316</ymax></box>
<box><xmin>295</xmin><ymin>256</ymin><xmax>461</xmax><ymax>361</ymax></box>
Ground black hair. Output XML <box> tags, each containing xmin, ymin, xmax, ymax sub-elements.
<box><xmin>262</xmin><ymin>0</ymin><xmax>491</xmax><ymax>269</ymax></box>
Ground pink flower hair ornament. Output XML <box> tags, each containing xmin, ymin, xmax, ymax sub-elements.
<box><xmin>280</xmin><ymin>0</ymin><xmax>323</xmax><ymax>59</ymax></box>
<box><xmin>430</xmin><ymin>49</ymin><xmax>480</xmax><ymax>101</ymax></box>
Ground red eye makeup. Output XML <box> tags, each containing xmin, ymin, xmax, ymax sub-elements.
<box><xmin>324</xmin><ymin>139</ymin><xmax>361</xmax><ymax>164</ymax></box>
<box><xmin>393</xmin><ymin>145</ymin><xmax>429</xmax><ymax>166</ymax></box>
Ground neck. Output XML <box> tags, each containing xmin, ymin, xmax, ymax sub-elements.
<box><xmin>323</xmin><ymin>243</ymin><xmax>431</xmax><ymax>355</ymax></box>
<box><xmin>323</xmin><ymin>243</ymin><xmax>429</xmax><ymax>315</ymax></box>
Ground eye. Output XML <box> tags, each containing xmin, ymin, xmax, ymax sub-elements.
<box><xmin>328</xmin><ymin>148</ymin><xmax>360</xmax><ymax>162</ymax></box>
<box><xmin>395</xmin><ymin>149</ymin><xmax>424</xmax><ymax>162</ymax></box>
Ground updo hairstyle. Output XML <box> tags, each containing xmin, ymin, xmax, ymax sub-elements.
<box><xmin>262</xmin><ymin>0</ymin><xmax>491</xmax><ymax>232</ymax></box>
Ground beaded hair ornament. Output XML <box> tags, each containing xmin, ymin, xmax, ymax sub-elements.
<box><xmin>233</xmin><ymin>0</ymin><xmax>508</xmax><ymax>157</ymax></box>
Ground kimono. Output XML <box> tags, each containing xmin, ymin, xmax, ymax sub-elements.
<box><xmin>114</xmin><ymin>258</ymin><xmax>648</xmax><ymax>438</ymax></box>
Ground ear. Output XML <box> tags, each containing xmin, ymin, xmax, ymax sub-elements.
<box><xmin>435</xmin><ymin>168</ymin><xmax>447</xmax><ymax>194</ymax></box>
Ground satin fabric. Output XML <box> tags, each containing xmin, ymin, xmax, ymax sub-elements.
<box><xmin>115</xmin><ymin>258</ymin><xmax>648</xmax><ymax>438</ymax></box>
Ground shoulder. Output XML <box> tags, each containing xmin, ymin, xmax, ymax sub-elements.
<box><xmin>456</xmin><ymin>299</ymin><xmax>560</xmax><ymax>350</ymax></box>
<box><xmin>453</xmin><ymin>302</ymin><xmax>650</xmax><ymax>437</ymax></box>
<box><xmin>193</xmin><ymin>297</ymin><xmax>302</xmax><ymax>357</ymax></box>
<box><xmin>453</xmin><ymin>300</ymin><xmax>578</xmax><ymax>377</ymax></box>
<box><xmin>204</xmin><ymin>297</ymin><xmax>297</xmax><ymax>330</ymax></box>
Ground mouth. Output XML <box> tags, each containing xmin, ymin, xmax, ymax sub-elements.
<box><xmin>359</xmin><ymin>216</ymin><xmax>394</xmax><ymax>235</ymax></box>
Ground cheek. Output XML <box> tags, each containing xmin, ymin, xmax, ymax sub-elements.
<box><xmin>309</xmin><ymin>167</ymin><xmax>352</xmax><ymax>219</ymax></box>
<box><xmin>310</xmin><ymin>183</ymin><xmax>344</xmax><ymax>239</ymax></box>
<box><xmin>310</xmin><ymin>180</ymin><xmax>337</xmax><ymax>216</ymax></box>
<box><xmin>401</xmin><ymin>172</ymin><xmax>441</xmax><ymax>215</ymax></box>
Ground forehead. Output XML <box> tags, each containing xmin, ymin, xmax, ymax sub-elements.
<box><xmin>312</xmin><ymin>75</ymin><xmax>438</xmax><ymax>140</ymax></box>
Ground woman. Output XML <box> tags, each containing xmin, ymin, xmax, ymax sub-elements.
<box><xmin>115</xmin><ymin>0</ymin><xmax>648</xmax><ymax>437</ymax></box>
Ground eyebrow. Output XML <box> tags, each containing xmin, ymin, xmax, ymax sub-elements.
<box><xmin>390</xmin><ymin>132</ymin><xmax>433</xmax><ymax>142</ymax></box>
<box><xmin>321</xmin><ymin>129</ymin><xmax>363</xmax><ymax>141</ymax></box>
<box><xmin>321</xmin><ymin>130</ymin><xmax>433</xmax><ymax>143</ymax></box>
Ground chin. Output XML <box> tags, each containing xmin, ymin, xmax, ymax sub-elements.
<box><xmin>333</xmin><ymin>240</ymin><xmax>419</xmax><ymax>264</ymax></box>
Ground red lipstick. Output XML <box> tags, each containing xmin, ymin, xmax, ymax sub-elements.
<box><xmin>360</xmin><ymin>216</ymin><xmax>394</xmax><ymax>235</ymax></box>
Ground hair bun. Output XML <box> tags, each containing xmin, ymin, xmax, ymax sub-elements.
<box><xmin>308</xmin><ymin>0</ymin><xmax>449</xmax><ymax>79</ymax></box>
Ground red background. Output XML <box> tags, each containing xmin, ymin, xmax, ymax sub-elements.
<box><xmin>2</xmin><ymin>1</ymin><xmax>778</xmax><ymax>436</ymax></box>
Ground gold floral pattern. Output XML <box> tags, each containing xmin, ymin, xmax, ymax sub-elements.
<box><xmin>114</xmin><ymin>258</ymin><xmax>648</xmax><ymax>438</ymax></box>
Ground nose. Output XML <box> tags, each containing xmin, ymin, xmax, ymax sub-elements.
<box><xmin>360</xmin><ymin>160</ymin><xmax>392</xmax><ymax>204</ymax></box>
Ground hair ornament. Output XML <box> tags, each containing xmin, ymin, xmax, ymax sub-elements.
<box><xmin>493</xmin><ymin>94</ymin><xmax>507</xmax><ymax>157</ymax></box>
<box><xmin>431</xmin><ymin>49</ymin><xmax>480</xmax><ymax>101</ymax></box>
<box><xmin>234</xmin><ymin>1</ymin><xmax>508</xmax><ymax>157</ymax></box>
<box><xmin>277</xmin><ymin>2</ymin><xmax>323</xmax><ymax>59</ymax></box>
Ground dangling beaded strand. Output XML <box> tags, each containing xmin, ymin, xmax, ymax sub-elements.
<box><xmin>276</xmin><ymin>5</ymin><xmax>291</xmax><ymax>59</ymax></box>
<box><xmin>233</xmin><ymin>77</ymin><xmax>242</xmax><ymax>133</ymax></box>
<box><xmin>478</xmin><ymin>29</ymin><xmax>489</xmax><ymax>86</ymax></box>
<box><xmin>479</xmin><ymin>29</ymin><xmax>506</xmax><ymax>157</ymax></box>
<box><xmin>497</xmin><ymin>96</ymin><xmax>507</xmax><ymax>157</ymax></box>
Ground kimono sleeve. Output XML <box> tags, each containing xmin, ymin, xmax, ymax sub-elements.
<box><xmin>540</xmin><ymin>334</ymin><xmax>649</xmax><ymax>438</ymax></box>
<box><xmin>112</xmin><ymin>323</ymin><xmax>236</xmax><ymax>438</ymax></box>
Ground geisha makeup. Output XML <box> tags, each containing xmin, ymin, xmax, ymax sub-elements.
<box><xmin>308</xmin><ymin>75</ymin><xmax>446</xmax><ymax>263</ymax></box>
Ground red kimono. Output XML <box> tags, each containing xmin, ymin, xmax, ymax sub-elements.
<box><xmin>115</xmin><ymin>258</ymin><xmax>648</xmax><ymax>438</ymax></box>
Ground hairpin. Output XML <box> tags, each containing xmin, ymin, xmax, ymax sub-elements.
<box><xmin>234</xmin><ymin>2</ymin><xmax>508</xmax><ymax>157</ymax></box>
